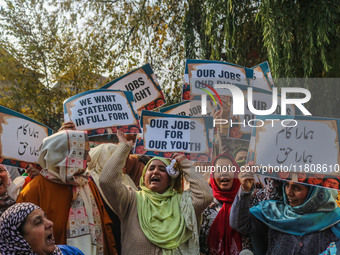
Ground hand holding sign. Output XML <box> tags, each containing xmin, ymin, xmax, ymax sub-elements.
<box><xmin>239</xmin><ymin>162</ymin><xmax>256</xmax><ymax>192</ymax></box>
<box><xmin>58</xmin><ymin>121</ymin><xmax>76</xmax><ymax>132</ymax></box>
<box><xmin>172</xmin><ymin>153</ymin><xmax>187</xmax><ymax>163</ymax></box>
<box><xmin>26</xmin><ymin>164</ymin><xmax>41</xmax><ymax>179</ymax></box>
<box><xmin>117</xmin><ymin>130</ymin><xmax>134</xmax><ymax>148</ymax></box>
<box><xmin>63</xmin><ymin>89</ymin><xmax>140</xmax><ymax>136</ymax></box>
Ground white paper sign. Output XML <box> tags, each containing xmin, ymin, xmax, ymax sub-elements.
<box><xmin>0</xmin><ymin>108</ymin><xmax>51</xmax><ymax>165</ymax></box>
<box><xmin>101</xmin><ymin>64</ymin><xmax>165</xmax><ymax>110</ymax></box>
<box><xmin>254</xmin><ymin>119</ymin><xmax>340</xmax><ymax>168</ymax></box>
<box><xmin>231</xmin><ymin>91</ymin><xmax>295</xmax><ymax>137</ymax></box>
<box><xmin>161</xmin><ymin>100</ymin><xmax>214</xmax><ymax>117</ymax></box>
<box><xmin>64</xmin><ymin>90</ymin><xmax>139</xmax><ymax>131</ymax></box>
<box><xmin>144</xmin><ymin>118</ymin><xmax>207</xmax><ymax>153</ymax></box>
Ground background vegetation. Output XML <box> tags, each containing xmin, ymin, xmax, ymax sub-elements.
<box><xmin>0</xmin><ymin>0</ymin><xmax>339</xmax><ymax>130</ymax></box>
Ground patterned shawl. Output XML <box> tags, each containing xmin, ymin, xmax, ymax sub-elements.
<box><xmin>0</xmin><ymin>202</ymin><xmax>62</xmax><ymax>254</ymax></box>
<box><xmin>250</xmin><ymin>184</ymin><xmax>340</xmax><ymax>236</ymax></box>
<box><xmin>39</xmin><ymin>130</ymin><xmax>104</xmax><ymax>254</ymax></box>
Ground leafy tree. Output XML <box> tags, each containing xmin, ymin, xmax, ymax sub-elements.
<box><xmin>51</xmin><ymin>0</ymin><xmax>187</xmax><ymax>104</ymax></box>
<box><xmin>184</xmin><ymin>0</ymin><xmax>340</xmax><ymax>77</ymax></box>
<box><xmin>1</xmin><ymin>0</ymin><xmax>340</xmax><ymax>129</ymax></box>
<box><xmin>0</xmin><ymin>0</ymin><xmax>111</xmax><ymax>130</ymax></box>
<box><xmin>183</xmin><ymin>0</ymin><xmax>340</xmax><ymax>117</ymax></box>
<box><xmin>184</xmin><ymin>0</ymin><xmax>265</xmax><ymax>67</ymax></box>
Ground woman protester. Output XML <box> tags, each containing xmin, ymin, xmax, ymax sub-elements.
<box><xmin>0</xmin><ymin>162</ymin><xmax>42</xmax><ymax>214</ymax></box>
<box><xmin>17</xmin><ymin>130</ymin><xmax>117</xmax><ymax>255</ymax></box>
<box><xmin>230</xmin><ymin>170</ymin><xmax>340</xmax><ymax>255</ymax></box>
<box><xmin>86</xmin><ymin>143</ymin><xmax>140</xmax><ymax>255</ymax></box>
<box><xmin>0</xmin><ymin>202</ymin><xmax>84</xmax><ymax>255</ymax></box>
<box><xmin>99</xmin><ymin>130</ymin><xmax>213</xmax><ymax>254</ymax></box>
<box><xmin>234</xmin><ymin>148</ymin><xmax>248</xmax><ymax>167</ymax></box>
<box><xmin>0</xmin><ymin>164</ymin><xmax>16</xmax><ymax>215</ymax></box>
<box><xmin>200</xmin><ymin>154</ymin><xmax>251</xmax><ymax>255</ymax></box>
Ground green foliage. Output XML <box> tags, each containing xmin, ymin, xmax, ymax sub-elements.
<box><xmin>0</xmin><ymin>0</ymin><xmax>340</xmax><ymax>129</ymax></box>
<box><xmin>184</xmin><ymin>0</ymin><xmax>340</xmax><ymax>78</ymax></box>
<box><xmin>258</xmin><ymin>0</ymin><xmax>339</xmax><ymax>77</ymax></box>
<box><xmin>0</xmin><ymin>0</ymin><xmax>113</xmax><ymax>130</ymax></box>
<box><xmin>0</xmin><ymin>0</ymin><xmax>188</xmax><ymax>130</ymax></box>
<box><xmin>183</xmin><ymin>0</ymin><xmax>340</xmax><ymax>118</ymax></box>
<box><xmin>184</xmin><ymin>0</ymin><xmax>265</xmax><ymax>67</ymax></box>
<box><xmin>51</xmin><ymin>0</ymin><xmax>187</xmax><ymax>99</ymax></box>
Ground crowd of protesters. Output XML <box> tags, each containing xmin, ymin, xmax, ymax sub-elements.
<box><xmin>0</xmin><ymin>120</ymin><xmax>339</xmax><ymax>255</ymax></box>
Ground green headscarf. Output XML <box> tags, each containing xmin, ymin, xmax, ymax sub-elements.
<box><xmin>136</xmin><ymin>157</ymin><xmax>196</xmax><ymax>253</ymax></box>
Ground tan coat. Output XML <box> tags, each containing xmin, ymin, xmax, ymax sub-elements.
<box><xmin>99</xmin><ymin>143</ymin><xmax>213</xmax><ymax>255</ymax></box>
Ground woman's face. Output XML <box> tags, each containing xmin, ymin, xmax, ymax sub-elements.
<box><xmin>323</xmin><ymin>178</ymin><xmax>340</xmax><ymax>189</ymax></box>
<box><xmin>285</xmin><ymin>182</ymin><xmax>309</xmax><ymax>207</ymax></box>
<box><xmin>156</xmin><ymin>99</ymin><xmax>164</xmax><ymax>107</ymax></box>
<box><xmin>183</xmin><ymin>91</ymin><xmax>191</xmax><ymax>100</ymax></box>
<box><xmin>229</xmin><ymin>126</ymin><xmax>242</xmax><ymax>138</ymax></box>
<box><xmin>110</xmin><ymin>126</ymin><xmax>117</xmax><ymax>133</ymax></box>
<box><xmin>129</xmin><ymin>126</ymin><xmax>140</xmax><ymax>133</ymax></box>
<box><xmin>135</xmin><ymin>145</ymin><xmax>146</xmax><ymax>154</ymax></box>
<box><xmin>119</xmin><ymin>126</ymin><xmax>129</xmax><ymax>133</ymax></box>
<box><xmin>235</xmin><ymin>150</ymin><xmax>247</xmax><ymax>162</ymax></box>
<box><xmin>22</xmin><ymin>209</ymin><xmax>55</xmax><ymax>255</ymax></box>
<box><xmin>0</xmin><ymin>165</ymin><xmax>8</xmax><ymax>195</ymax></box>
<box><xmin>146</xmin><ymin>102</ymin><xmax>155</xmax><ymax>110</ymax></box>
<box><xmin>214</xmin><ymin>158</ymin><xmax>234</xmax><ymax>191</ymax></box>
<box><xmin>278</xmin><ymin>171</ymin><xmax>290</xmax><ymax>179</ymax></box>
<box><xmin>144</xmin><ymin>160</ymin><xmax>170</xmax><ymax>194</ymax></box>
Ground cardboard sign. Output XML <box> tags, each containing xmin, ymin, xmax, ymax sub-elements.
<box><xmin>250</xmin><ymin>61</ymin><xmax>274</xmax><ymax>91</ymax></box>
<box><xmin>0</xmin><ymin>105</ymin><xmax>52</xmax><ymax>167</ymax></box>
<box><xmin>63</xmin><ymin>89</ymin><xmax>140</xmax><ymax>135</ymax></box>
<box><xmin>229</xmin><ymin>88</ymin><xmax>295</xmax><ymax>140</ymax></box>
<box><xmin>248</xmin><ymin>115</ymin><xmax>340</xmax><ymax>189</ymax></box>
<box><xmin>101</xmin><ymin>64</ymin><xmax>165</xmax><ymax>111</ymax></box>
<box><xmin>186</xmin><ymin>59</ymin><xmax>254</xmax><ymax>97</ymax></box>
<box><xmin>135</xmin><ymin>110</ymin><xmax>214</xmax><ymax>161</ymax></box>
<box><xmin>160</xmin><ymin>100</ymin><xmax>214</xmax><ymax>117</ymax></box>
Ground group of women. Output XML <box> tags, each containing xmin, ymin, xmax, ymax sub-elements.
<box><xmin>0</xmin><ymin>125</ymin><xmax>339</xmax><ymax>255</ymax></box>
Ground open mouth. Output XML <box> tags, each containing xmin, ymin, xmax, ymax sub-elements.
<box><xmin>46</xmin><ymin>233</ymin><xmax>55</xmax><ymax>245</ymax></box>
<box><xmin>150</xmin><ymin>176</ymin><xmax>160</xmax><ymax>183</ymax></box>
<box><xmin>288</xmin><ymin>198</ymin><xmax>296</xmax><ymax>205</ymax></box>
<box><xmin>220</xmin><ymin>177</ymin><xmax>230</xmax><ymax>183</ymax></box>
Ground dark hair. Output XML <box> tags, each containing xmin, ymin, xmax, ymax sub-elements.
<box><xmin>138</xmin><ymin>155</ymin><xmax>152</xmax><ymax>165</ymax></box>
<box><xmin>18</xmin><ymin>217</ymin><xmax>28</xmax><ymax>236</ymax></box>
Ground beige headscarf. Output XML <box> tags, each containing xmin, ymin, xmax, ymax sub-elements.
<box><xmin>39</xmin><ymin>130</ymin><xmax>104</xmax><ymax>255</ymax></box>
<box><xmin>86</xmin><ymin>143</ymin><xmax>137</xmax><ymax>211</ymax></box>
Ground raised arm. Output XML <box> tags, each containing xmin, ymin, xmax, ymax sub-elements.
<box><xmin>174</xmin><ymin>153</ymin><xmax>213</xmax><ymax>215</ymax></box>
<box><xmin>99</xmin><ymin>130</ymin><xmax>135</xmax><ymax>218</ymax></box>
<box><xmin>229</xmin><ymin>169</ymin><xmax>264</xmax><ymax>234</ymax></box>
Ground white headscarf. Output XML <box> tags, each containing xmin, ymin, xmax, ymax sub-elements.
<box><xmin>39</xmin><ymin>130</ymin><xmax>104</xmax><ymax>255</ymax></box>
